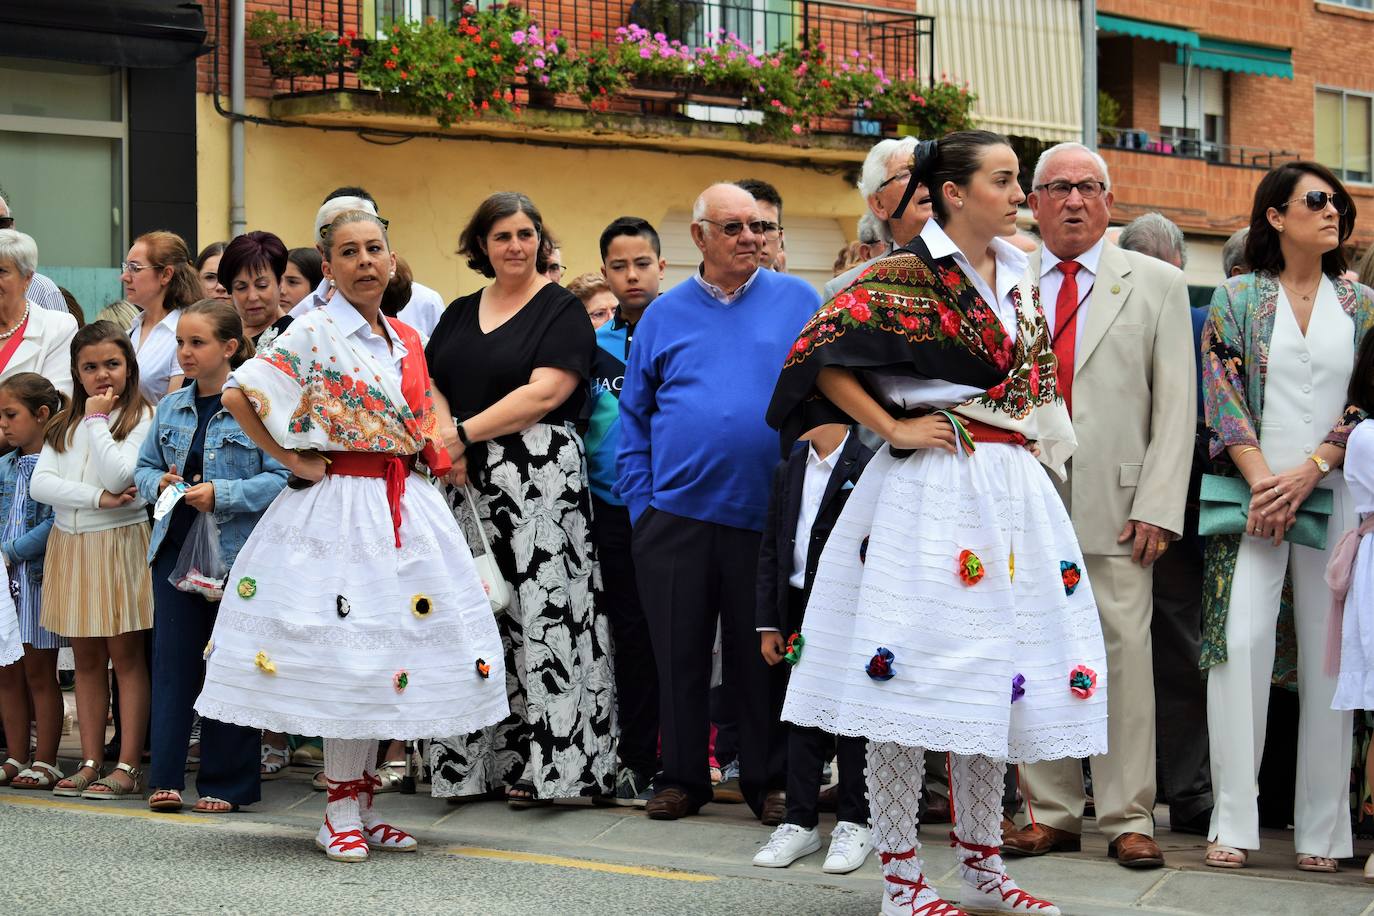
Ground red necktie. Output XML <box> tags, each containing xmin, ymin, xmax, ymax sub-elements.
<box><xmin>1052</xmin><ymin>260</ymin><xmax>1082</xmax><ymax>415</ymax></box>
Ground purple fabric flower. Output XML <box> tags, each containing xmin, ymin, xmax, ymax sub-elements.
<box><xmin>1011</xmin><ymin>673</ymin><xmax>1026</xmax><ymax>704</ymax></box>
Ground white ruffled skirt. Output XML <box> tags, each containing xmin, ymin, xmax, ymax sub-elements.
<box><xmin>194</xmin><ymin>471</ymin><xmax>509</xmax><ymax>739</ymax></box>
<box><xmin>781</xmin><ymin>442</ymin><xmax>1109</xmax><ymax>762</ymax></box>
<box><xmin>0</xmin><ymin>580</ymin><xmax>19</xmax><ymax>667</ymax></box>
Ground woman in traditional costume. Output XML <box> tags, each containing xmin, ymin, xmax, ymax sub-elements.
<box><xmin>194</xmin><ymin>210</ymin><xmax>508</xmax><ymax>861</ymax></box>
<box><xmin>767</xmin><ymin>131</ymin><xmax>1108</xmax><ymax>916</ymax></box>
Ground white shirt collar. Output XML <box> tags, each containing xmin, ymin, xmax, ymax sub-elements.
<box><xmin>325</xmin><ymin>294</ymin><xmax>406</xmax><ymax>360</ymax></box>
<box><xmin>919</xmin><ymin>220</ymin><xmax>1029</xmax><ymax>306</ymax></box>
<box><xmin>807</xmin><ymin>431</ymin><xmax>849</xmax><ymax>470</ymax></box>
<box><xmin>129</xmin><ymin>306</ymin><xmax>180</xmax><ymax>336</ymax></box>
<box><xmin>693</xmin><ymin>265</ymin><xmax>761</xmax><ymax>304</ymax></box>
<box><xmin>1040</xmin><ymin>237</ymin><xmax>1106</xmax><ymax>279</ymax></box>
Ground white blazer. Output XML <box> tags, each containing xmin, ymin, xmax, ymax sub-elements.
<box><xmin>4</xmin><ymin>302</ymin><xmax>78</xmax><ymax>396</ymax></box>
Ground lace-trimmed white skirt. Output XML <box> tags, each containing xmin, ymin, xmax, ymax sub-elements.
<box><xmin>194</xmin><ymin>470</ymin><xmax>510</xmax><ymax>739</ymax></box>
<box><xmin>781</xmin><ymin>442</ymin><xmax>1108</xmax><ymax>763</ymax></box>
<box><xmin>0</xmin><ymin>581</ymin><xmax>19</xmax><ymax>668</ymax></box>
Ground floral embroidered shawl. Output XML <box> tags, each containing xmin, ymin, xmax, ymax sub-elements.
<box><xmin>1200</xmin><ymin>272</ymin><xmax>1374</xmax><ymax>677</ymax></box>
<box><xmin>233</xmin><ymin>306</ymin><xmax>447</xmax><ymax>465</ymax></box>
<box><xmin>767</xmin><ymin>237</ymin><xmax>1073</xmax><ymax>475</ymax></box>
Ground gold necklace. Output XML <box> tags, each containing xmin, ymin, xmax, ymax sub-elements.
<box><xmin>1281</xmin><ymin>275</ymin><xmax>1322</xmax><ymax>303</ymax></box>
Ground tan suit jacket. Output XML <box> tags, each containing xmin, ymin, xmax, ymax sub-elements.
<box><xmin>1034</xmin><ymin>243</ymin><xmax>1196</xmax><ymax>553</ymax></box>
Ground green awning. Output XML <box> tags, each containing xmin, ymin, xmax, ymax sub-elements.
<box><xmin>1097</xmin><ymin>13</ymin><xmax>1199</xmax><ymax>48</ymax></box>
<box><xmin>1178</xmin><ymin>39</ymin><xmax>1294</xmax><ymax>80</ymax></box>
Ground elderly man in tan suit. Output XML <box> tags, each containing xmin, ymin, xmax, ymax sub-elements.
<box><xmin>1002</xmin><ymin>142</ymin><xmax>1196</xmax><ymax>869</ymax></box>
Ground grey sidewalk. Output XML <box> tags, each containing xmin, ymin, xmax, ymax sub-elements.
<box><xmin>9</xmin><ymin>756</ymin><xmax>1374</xmax><ymax>915</ymax></box>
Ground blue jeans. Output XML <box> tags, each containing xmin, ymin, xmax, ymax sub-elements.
<box><xmin>148</xmin><ymin>547</ymin><xmax>260</xmax><ymax>805</ymax></box>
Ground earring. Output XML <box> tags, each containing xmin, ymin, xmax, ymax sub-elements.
<box><xmin>1277</xmin><ymin>225</ymin><xmax>1284</xmax><ymax>233</ymax></box>
<box><xmin>389</xmin><ymin>270</ymin><xmax>396</xmax><ymax>279</ymax></box>
<box><xmin>328</xmin><ymin>278</ymin><xmax>336</xmax><ymax>288</ymax></box>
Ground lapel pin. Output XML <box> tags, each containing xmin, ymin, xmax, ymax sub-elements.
<box><xmin>1111</xmin><ymin>284</ymin><xmax>1121</xmax><ymax>295</ymax></box>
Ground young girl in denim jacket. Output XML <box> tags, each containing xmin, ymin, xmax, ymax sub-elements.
<box><xmin>135</xmin><ymin>298</ymin><xmax>289</xmax><ymax>813</ymax></box>
<box><xmin>0</xmin><ymin>373</ymin><xmax>65</xmax><ymax>790</ymax></box>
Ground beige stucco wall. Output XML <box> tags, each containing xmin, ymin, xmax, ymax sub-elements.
<box><xmin>196</xmin><ymin>95</ymin><xmax>869</xmax><ymax>301</ymax></box>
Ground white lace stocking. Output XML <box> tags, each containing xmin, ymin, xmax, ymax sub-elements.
<box><xmin>323</xmin><ymin>737</ymin><xmax>372</xmax><ymax>830</ymax></box>
<box><xmin>867</xmin><ymin>741</ymin><xmax>955</xmax><ymax>914</ymax></box>
<box><xmin>951</xmin><ymin>753</ymin><xmax>1054</xmax><ymax>912</ymax></box>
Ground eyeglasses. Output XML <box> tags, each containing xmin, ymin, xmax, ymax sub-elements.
<box><xmin>759</xmin><ymin>221</ymin><xmax>783</xmax><ymax>240</ymax></box>
<box><xmin>876</xmin><ymin>169</ymin><xmax>911</xmax><ymax>193</ymax></box>
<box><xmin>1034</xmin><ymin>180</ymin><xmax>1106</xmax><ymax>200</ymax></box>
<box><xmin>317</xmin><ymin>214</ymin><xmax>389</xmax><ymax>240</ymax></box>
<box><xmin>120</xmin><ymin>260</ymin><xmax>150</xmax><ymax>274</ymax></box>
<box><xmin>697</xmin><ymin>218</ymin><xmax>767</xmax><ymax>237</ymax></box>
<box><xmin>1283</xmin><ymin>190</ymin><xmax>1349</xmax><ymax>215</ymax></box>
<box><xmin>0</xmin><ymin>217</ymin><xmax>13</xmax><ymax>230</ymax></box>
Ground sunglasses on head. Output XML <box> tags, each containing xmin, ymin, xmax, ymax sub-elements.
<box><xmin>1284</xmin><ymin>190</ymin><xmax>1349</xmax><ymax>216</ymax></box>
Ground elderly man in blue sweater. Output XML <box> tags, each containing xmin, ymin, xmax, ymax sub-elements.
<box><xmin>618</xmin><ymin>182</ymin><xmax>821</xmax><ymax>821</ymax></box>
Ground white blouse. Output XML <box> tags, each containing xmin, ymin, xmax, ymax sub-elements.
<box><xmin>128</xmin><ymin>308</ymin><xmax>182</xmax><ymax>404</ymax></box>
<box><xmin>31</xmin><ymin>408</ymin><xmax>152</xmax><ymax>534</ymax></box>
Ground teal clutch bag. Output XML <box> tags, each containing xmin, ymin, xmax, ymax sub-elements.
<box><xmin>1198</xmin><ymin>474</ymin><xmax>1334</xmax><ymax>550</ymax></box>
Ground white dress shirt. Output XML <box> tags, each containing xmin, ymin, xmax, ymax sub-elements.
<box><xmin>693</xmin><ymin>265</ymin><xmax>761</xmax><ymax>304</ymax></box>
<box><xmin>128</xmin><ymin>308</ymin><xmax>183</xmax><ymax>404</ymax></box>
<box><xmin>1039</xmin><ymin>237</ymin><xmax>1105</xmax><ymax>352</ymax></box>
<box><xmin>869</xmin><ymin>219</ymin><xmax>1026</xmax><ymax>411</ymax></box>
<box><xmin>790</xmin><ymin>432</ymin><xmax>850</xmax><ymax>589</ymax></box>
<box><xmin>287</xmin><ymin>277</ymin><xmax>332</xmax><ymax>319</ymax></box>
<box><xmin>397</xmin><ymin>280</ymin><xmax>445</xmax><ymax>339</ymax></box>
<box><xmin>26</xmin><ymin>272</ymin><xmax>70</xmax><ymax>312</ymax></box>
<box><xmin>231</xmin><ymin>293</ymin><xmax>406</xmax><ymax>392</ymax></box>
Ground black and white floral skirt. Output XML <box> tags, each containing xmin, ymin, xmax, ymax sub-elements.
<box><xmin>429</xmin><ymin>422</ymin><xmax>618</xmax><ymax>799</ymax></box>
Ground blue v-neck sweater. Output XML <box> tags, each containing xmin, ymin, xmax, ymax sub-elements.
<box><xmin>615</xmin><ymin>269</ymin><xmax>819</xmax><ymax>531</ymax></box>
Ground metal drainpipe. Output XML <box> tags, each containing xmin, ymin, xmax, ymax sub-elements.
<box><xmin>230</xmin><ymin>0</ymin><xmax>246</xmax><ymax>238</ymax></box>
<box><xmin>1082</xmin><ymin>0</ymin><xmax>1097</xmax><ymax>150</ymax></box>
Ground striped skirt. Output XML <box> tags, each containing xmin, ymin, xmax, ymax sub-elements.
<box><xmin>40</xmin><ymin>524</ymin><xmax>154</xmax><ymax>638</ymax></box>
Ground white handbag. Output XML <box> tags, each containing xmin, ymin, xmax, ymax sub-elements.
<box><xmin>463</xmin><ymin>485</ymin><xmax>511</xmax><ymax>613</ymax></box>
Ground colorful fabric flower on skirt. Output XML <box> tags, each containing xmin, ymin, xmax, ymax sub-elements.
<box><xmin>1060</xmin><ymin>561</ymin><xmax>1081</xmax><ymax>596</ymax></box>
<box><xmin>958</xmin><ymin>549</ymin><xmax>985</xmax><ymax>586</ymax></box>
<box><xmin>859</xmin><ymin>535</ymin><xmax>870</xmax><ymax>564</ymax></box>
<box><xmin>236</xmin><ymin>577</ymin><xmax>257</xmax><ymax>599</ymax></box>
<box><xmin>254</xmin><ymin>651</ymin><xmax>276</xmax><ymax>674</ymax></box>
<box><xmin>337</xmin><ymin>595</ymin><xmax>351</xmax><ymax>618</ymax></box>
<box><xmin>475</xmin><ymin>658</ymin><xmax>491</xmax><ymax>679</ymax></box>
<box><xmin>202</xmin><ymin>640</ymin><xmax>214</xmax><ymax>661</ymax></box>
<box><xmin>783</xmin><ymin>632</ymin><xmax>805</xmax><ymax>665</ymax></box>
<box><xmin>1069</xmin><ymin>665</ymin><xmax>1097</xmax><ymax>698</ymax></box>
<box><xmin>1008</xmin><ymin>550</ymin><xmax>1015</xmax><ymax>583</ymax></box>
<box><xmin>411</xmin><ymin>595</ymin><xmax>432</xmax><ymax>618</ymax></box>
<box><xmin>866</xmin><ymin>647</ymin><xmax>895</xmax><ymax>681</ymax></box>
<box><xmin>1011</xmin><ymin>673</ymin><xmax>1026</xmax><ymax>704</ymax></box>
<box><xmin>393</xmin><ymin>670</ymin><xmax>409</xmax><ymax>693</ymax></box>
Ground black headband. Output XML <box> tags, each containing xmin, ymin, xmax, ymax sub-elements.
<box><xmin>892</xmin><ymin>139</ymin><xmax>939</xmax><ymax>222</ymax></box>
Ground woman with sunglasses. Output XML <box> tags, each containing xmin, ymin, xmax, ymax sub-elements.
<box><xmin>1201</xmin><ymin>161</ymin><xmax>1374</xmax><ymax>873</ymax></box>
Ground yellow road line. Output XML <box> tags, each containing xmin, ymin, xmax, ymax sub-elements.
<box><xmin>446</xmin><ymin>845</ymin><xmax>718</xmax><ymax>883</ymax></box>
<box><xmin>0</xmin><ymin>792</ymin><xmax>205</xmax><ymax>824</ymax></box>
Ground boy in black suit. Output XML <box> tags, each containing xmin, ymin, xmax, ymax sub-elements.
<box><xmin>752</xmin><ymin>422</ymin><xmax>874</xmax><ymax>873</ymax></box>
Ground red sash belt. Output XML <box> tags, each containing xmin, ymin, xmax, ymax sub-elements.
<box><xmin>324</xmin><ymin>452</ymin><xmax>416</xmax><ymax>548</ymax></box>
<box><xmin>953</xmin><ymin>415</ymin><xmax>1027</xmax><ymax>447</ymax></box>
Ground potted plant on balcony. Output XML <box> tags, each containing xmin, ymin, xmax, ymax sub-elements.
<box><xmin>867</xmin><ymin>74</ymin><xmax>977</xmax><ymax>139</ymax></box>
<box><xmin>247</xmin><ymin>10</ymin><xmax>356</xmax><ymax>80</ymax></box>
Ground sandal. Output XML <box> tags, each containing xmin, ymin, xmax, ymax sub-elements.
<box><xmin>82</xmin><ymin>761</ymin><xmax>143</xmax><ymax>800</ymax></box>
<box><xmin>260</xmin><ymin>742</ymin><xmax>290</xmax><ymax>781</ymax></box>
<box><xmin>11</xmin><ymin>761</ymin><xmax>64</xmax><ymax>791</ymax></box>
<box><xmin>312</xmin><ymin>770</ymin><xmax>329</xmax><ymax>791</ymax></box>
<box><xmin>1204</xmin><ymin>843</ymin><xmax>1247</xmax><ymax>869</ymax></box>
<box><xmin>148</xmin><ymin>789</ymin><xmax>184</xmax><ymax>812</ymax></box>
<box><xmin>1297</xmin><ymin>854</ymin><xmax>1338</xmax><ymax>873</ymax></box>
<box><xmin>372</xmin><ymin>760</ymin><xmax>406</xmax><ymax>795</ymax></box>
<box><xmin>52</xmin><ymin>760</ymin><xmax>101</xmax><ymax>798</ymax></box>
<box><xmin>0</xmin><ymin>757</ymin><xmax>22</xmax><ymax>786</ymax></box>
<box><xmin>507</xmin><ymin>781</ymin><xmax>550</xmax><ymax>809</ymax></box>
<box><xmin>193</xmin><ymin>796</ymin><xmax>238</xmax><ymax>814</ymax></box>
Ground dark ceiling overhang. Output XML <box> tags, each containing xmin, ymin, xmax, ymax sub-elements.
<box><xmin>0</xmin><ymin>1</ymin><xmax>207</xmax><ymax>69</ymax></box>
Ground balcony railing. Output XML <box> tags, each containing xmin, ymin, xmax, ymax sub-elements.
<box><xmin>276</xmin><ymin>0</ymin><xmax>934</xmax><ymax>93</ymax></box>
<box><xmin>1101</xmin><ymin>126</ymin><xmax>1298</xmax><ymax>171</ymax></box>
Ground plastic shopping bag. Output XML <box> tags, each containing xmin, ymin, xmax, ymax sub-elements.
<box><xmin>169</xmin><ymin>513</ymin><xmax>228</xmax><ymax>601</ymax></box>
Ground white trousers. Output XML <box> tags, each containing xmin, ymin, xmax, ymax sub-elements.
<box><xmin>1206</xmin><ymin>479</ymin><xmax>1354</xmax><ymax>856</ymax></box>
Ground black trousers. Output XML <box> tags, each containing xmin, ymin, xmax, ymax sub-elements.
<box><xmin>590</xmin><ymin>496</ymin><xmax>659</xmax><ymax>776</ymax></box>
<box><xmin>633</xmin><ymin>507</ymin><xmax>773</xmax><ymax>813</ymax></box>
<box><xmin>1150</xmin><ymin>540</ymin><xmax>1213</xmax><ymax>823</ymax></box>
<box><xmin>786</xmin><ymin>726</ymin><xmax>868</xmax><ymax>828</ymax></box>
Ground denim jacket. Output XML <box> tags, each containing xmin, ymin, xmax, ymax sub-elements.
<box><xmin>134</xmin><ymin>385</ymin><xmax>289</xmax><ymax>567</ymax></box>
<box><xmin>0</xmin><ymin>449</ymin><xmax>54</xmax><ymax>591</ymax></box>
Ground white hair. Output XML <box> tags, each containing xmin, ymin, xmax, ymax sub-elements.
<box><xmin>859</xmin><ymin>136</ymin><xmax>919</xmax><ymax>199</ymax></box>
<box><xmin>857</xmin><ymin>210</ymin><xmax>889</xmax><ymax>245</ymax></box>
<box><xmin>692</xmin><ymin>182</ymin><xmax>754</xmax><ymax>223</ymax></box>
<box><xmin>1118</xmin><ymin>212</ymin><xmax>1188</xmax><ymax>269</ymax></box>
<box><xmin>1032</xmin><ymin>142</ymin><xmax>1112</xmax><ymax>192</ymax></box>
<box><xmin>0</xmin><ymin>229</ymin><xmax>38</xmax><ymax>278</ymax></box>
<box><xmin>313</xmin><ymin>195</ymin><xmax>378</xmax><ymax>244</ymax></box>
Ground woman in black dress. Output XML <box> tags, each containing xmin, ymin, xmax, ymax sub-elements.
<box><xmin>427</xmin><ymin>193</ymin><xmax>616</xmax><ymax>806</ymax></box>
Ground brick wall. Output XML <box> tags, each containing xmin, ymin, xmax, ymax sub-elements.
<box><xmin>1098</xmin><ymin>0</ymin><xmax>1300</xmax><ymax>49</ymax></box>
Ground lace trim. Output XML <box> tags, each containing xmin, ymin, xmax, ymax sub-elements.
<box><xmin>194</xmin><ymin>695</ymin><xmax>504</xmax><ymax>741</ymax></box>
<box><xmin>213</xmin><ymin>608</ymin><xmax>491</xmax><ymax>652</ymax></box>
<box><xmin>254</xmin><ymin>522</ymin><xmax>442</xmax><ymax>562</ymax></box>
<box><xmin>787</xmin><ymin>689</ymin><xmax>1107</xmax><ymax>763</ymax></box>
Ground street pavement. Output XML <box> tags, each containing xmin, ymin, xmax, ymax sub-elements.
<box><xmin>2</xmin><ymin>758</ymin><xmax>1373</xmax><ymax>916</ymax></box>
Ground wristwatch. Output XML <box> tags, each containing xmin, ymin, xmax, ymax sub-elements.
<box><xmin>455</xmin><ymin>422</ymin><xmax>472</xmax><ymax>448</ymax></box>
<box><xmin>1309</xmin><ymin>454</ymin><xmax>1331</xmax><ymax>475</ymax></box>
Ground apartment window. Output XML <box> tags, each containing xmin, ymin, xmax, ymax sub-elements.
<box><xmin>1159</xmin><ymin>63</ymin><xmax>1225</xmax><ymax>159</ymax></box>
<box><xmin>1317</xmin><ymin>88</ymin><xmax>1372</xmax><ymax>183</ymax></box>
<box><xmin>1324</xmin><ymin>0</ymin><xmax>1373</xmax><ymax>9</ymax></box>
<box><xmin>0</xmin><ymin>57</ymin><xmax>126</xmax><ymax>267</ymax></box>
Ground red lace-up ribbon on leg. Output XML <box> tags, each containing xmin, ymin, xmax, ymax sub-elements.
<box><xmin>326</xmin><ymin>774</ymin><xmax>377</xmax><ymax>806</ymax></box>
<box><xmin>950</xmin><ymin>835</ymin><xmax>1057</xmax><ymax>912</ymax></box>
<box><xmin>880</xmin><ymin>849</ymin><xmax>968</xmax><ymax>916</ymax></box>
<box><xmin>321</xmin><ymin>815</ymin><xmax>368</xmax><ymax>855</ymax></box>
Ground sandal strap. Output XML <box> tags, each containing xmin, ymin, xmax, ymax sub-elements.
<box><xmin>111</xmin><ymin>761</ymin><xmax>143</xmax><ymax>779</ymax></box>
<box><xmin>18</xmin><ymin>761</ymin><xmax>63</xmax><ymax>781</ymax></box>
<box><xmin>3</xmin><ymin>756</ymin><xmax>22</xmax><ymax>769</ymax></box>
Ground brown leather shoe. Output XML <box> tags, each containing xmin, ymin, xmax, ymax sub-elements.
<box><xmin>1001</xmin><ymin>822</ymin><xmax>1082</xmax><ymax>857</ymax></box>
<box><xmin>646</xmin><ymin>787</ymin><xmax>699</xmax><ymax>821</ymax></box>
<box><xmin>1108</xmin><ymin>832</ymin><xmax>1165</xmax><ymax>868</ymax></box>
<box><xmin>760</xmin><ymin>789</ymin><xmax>786</xmax><ymax>826</ymax></box>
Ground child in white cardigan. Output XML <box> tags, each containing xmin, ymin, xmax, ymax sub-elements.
<box><xmin>32</xmin><ymin>321</ymin><xmax>153</xmax><ymax>800</ymax></box>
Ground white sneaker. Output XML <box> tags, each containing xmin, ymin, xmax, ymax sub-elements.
<box><xmin>823</xmin><ymin>820</ymin><xmax>873</xmax><ymax>874</ymax></box>
<box><xmin>752</xmin><ymin>823</ymin><xmax>821</xmax><ymax>867</ymax></box>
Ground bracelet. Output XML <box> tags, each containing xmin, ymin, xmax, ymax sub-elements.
<box><xmin>1236</xmin><ymin>446</ymin><xmax>1260</xmax><ymax>458</ymax></box>
<box><xmin>83</xmin><ymin>413</ymin><xmax>109</xmax><ymax>423</ymax></box>
<box><xmin>456</xmin><ymin>422</ymin><xmax>472</xmax><ymax>448</ymax></box>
